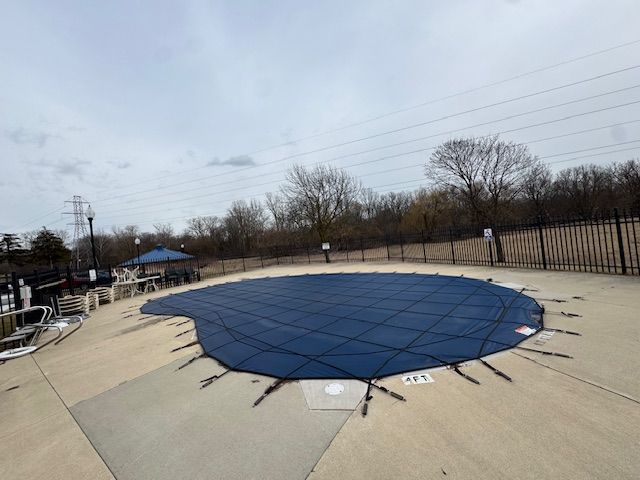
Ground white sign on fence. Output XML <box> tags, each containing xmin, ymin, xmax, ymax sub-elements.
<box><xmin>321</xmin><ymin>242</ymin><xmax>331</xmax><ymax>251</ymax></box>
<box><xmin>89</xmin><ymin>269</ymin><xmax>97</xmax><ymax>282</ymax></box>
<box><xmin>484</xmin><ymin>228</ymin><xmax>493</xmax><ymax>242</ymax></box>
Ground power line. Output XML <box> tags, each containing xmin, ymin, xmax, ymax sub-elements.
<box><xmin>103</xmin><ymin>144</ymin><xmax>640</xmax><ymax>229</ymax></box>
<box><xmin>10</xmin><ymin>204</ymin><xmax>67</xmax><ymax>231</ymax></box>
<box><xmin>81</xmin><ymin>39</ymin><xmax>640</xmax><ymax>201</ymax></box>
<box><xmin>90</xmin><ymin>65</ymin><xmax>640</xmax><ymax>207</ymax></box>
<box><xmin>94</xmin><ymin>141</ymin><xmax>640</xmax><ymax>225</ymax></box>
<box><xmin>94</xmin><ymin>85</ymin><xmax>640</xmax><ymax>210</ymax></box>
<box><xmin>93</xmin><ymin>95</ymin><xmax>640</xmax><ymax>215</ymax></box>
<box><xmin>236</xmin><ymin>39</ymin><xmax>640</xmax><ymax>155</ymax></box>
<box><xmin>97</xmin><ymin>123</ymin><xmax>640</xmax><ymax>218</ymax></box>
<box><xmin>373</xmin><ymin>144</ymin><xmax>640</xmax><ymax>194</ymax></box>
<box><xmin>39</xmin><ymin>107</ymin><xmax>640</xmax><ymax>231</ymax></box>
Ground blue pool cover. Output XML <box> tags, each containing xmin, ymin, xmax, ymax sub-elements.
<box><xmin>142</xmin><ymin>273</ymin><xmax>543</xmax><ymax>380</ymax></box>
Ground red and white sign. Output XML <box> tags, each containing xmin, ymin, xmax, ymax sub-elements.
<box><xmin>515</xmin><ymin>325</ymin><xmax>536</xmax><ymax>336</ymax></box>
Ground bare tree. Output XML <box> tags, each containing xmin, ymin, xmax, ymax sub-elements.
<box><xmin>427</xmin><ymin>135</ymin><xmax>536</xmax><ymax>261</ymax></box>
<box><xmin>265</xmin><ymin>192</ymin><xmax>290</xmax><ymax>231</ymax></box>
<box><xmin>404</xmin><ymin>187</ymin><xmax>453</xmax><ymax>232</ymax></box>
<box><xmin>522</xmin><ymin>159</ymin><xmax>553</xmax><ymax>217</ymax></box>
<box><xmin>111</xmin><ymin>225</ymin><xmax>141</xmax><ymax>261</ymax></box>
<box><xmin>153</xmin><ymin>223</ymin><xmax>175</xmax><ymax>248</ymax></box>
<box><xmin>185</xmin><ymin>216</ymin><xmax>222</xmax><ymax>239</ymax></box>
<box><xmin>427</xmin><ymin>135</ymin><xmax>536</xmax><ymax>223</ymax></box>
<box><xmin>375</xmin><ymin>191</ymin><xmax>414</xmax><ymax>234</ymax></box>
<box><xmin>612</xmin><ymin>159</ymin><xmax>640</xmax><ymax>210</ymax></box>
<box><xmin>553</xmin><ymin>164</ymin><xmax>616</xmax><ymax>216</ymax></box>
<box><xmin>80</xmin><ymin>230</ymin><xmax>114</xmax><ymax>267</ymax></box>
<box><xmin>360</xmin><ymin>188</ymin><xmax>380</xmax><ymax>221</ymax></box>
<box><xmin>223</xmin><ymin>199</ymin><xmax>267</xmax><ymax>253</ymax></box>
<box><xmin>281</xmin><ymin>164</ymin><xmax>361</xmax><ymax>247</ymax></box>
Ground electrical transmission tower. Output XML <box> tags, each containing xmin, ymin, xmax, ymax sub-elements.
<box><xmin>63</xmin><ymin>195</ymin><xmax>90</xmax><ymax>269</ymax></box>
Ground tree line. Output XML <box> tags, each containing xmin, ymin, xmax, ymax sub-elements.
<box><xmin>2</xmin><ymin>135</ymin><xmax>638</xmax><ymax>271</ymax></box>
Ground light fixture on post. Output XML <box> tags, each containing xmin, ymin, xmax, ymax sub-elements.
<box><xmin>85</xmin><ymin>205</ymin><xmax>97</xmax><ymax>286</ymax></box>
<box><xmin>180</xmin><ymin>243</ymin><xmax>185</xmax><ymax>253</ymax></box>
<box><xmin>135</xmin><ymin>237</ymin><xmax>141</xmax><ymax>266</ymax></box>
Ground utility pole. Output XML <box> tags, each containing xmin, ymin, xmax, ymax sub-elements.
<box><xmin>62</xmin><ymin>195</ymin><xmax>90</xmax><ymax>269</ymax></box>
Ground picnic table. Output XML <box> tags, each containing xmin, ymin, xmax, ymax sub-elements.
<box><xmin>114</xmin><ymin>276</ymin><xmax>160</xmax><ymax>298</ymax></box>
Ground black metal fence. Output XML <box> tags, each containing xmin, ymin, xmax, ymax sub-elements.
<box><xmin>195</xmin><ymin>207</ymin><xmax>639</xmax><ymax>278</ymax></box>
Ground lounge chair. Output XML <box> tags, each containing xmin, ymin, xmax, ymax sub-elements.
<box><xmin>0</xmin><ymin>304</ymin><xmax>84</xmax><ymax>361</ymax></box>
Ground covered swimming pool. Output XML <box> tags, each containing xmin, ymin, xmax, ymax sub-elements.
<box><xmin>141</xmin><ymin>273</ymin><xmax>543</xmax><ymax>380</ymax></box>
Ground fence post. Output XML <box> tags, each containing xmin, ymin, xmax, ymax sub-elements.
<box><xmin>537</xmin><ymin>217</ymin><xmax>547</xmax><ymax>269</ymax></box>
<box><xmin>399</xmin><ymin>234</ymin><xmax>405</xmax><ymax>262</ymax></box>
<box><xmin>488</xmin><ymin>236</ymin><xmax>494</xmax><ymax>267</ymax></box>
<box><xmin>221</xmin><ymin>253</ymin><xmax>226</xmax><ymax>276</ymax></box>
<box><xmin>66</xmin><ymin>265</ymin><xmax>74</xmax><ymax>295</ymax></box>
<box><xmin>421</xmin><ymin>230</ymin><xmax>427</xmax><ymax>263</ymax></box>
<box><xmin>307</xmin><ymin>245</ymin><xmax>311</xmax><ymax>264</ymax></box>
<box><xmin>385</xmin><ymin>236</ymin><xmax>391</xmax><ymax>261</ymax></box>
<box><xmin>241</xmin><ymin>249</ymin><xmax>246</xmax><ymax>272</ymax></box>
<box><xmin>196</xmin><ymin>258</ymin><xmax>201</xmax><ymax>281</ymax></box>
<box><xmin>448</xmin><ymin>228</ymin><xmax>456</xmax><ymax>265</ymax></box>
<box><xmin>275</xmin><ymin>246</ymin><xmax>280</xmax><ymax>265</ymax></box>
<box><xmin>346</xmin><ymin>239</ymin><xmax>350</xmax><ymax>262</ymax></box>
<box><xmin>614</xmin><ymin>208</ymin><xmax>627</xmax><ymax>274</ymax></box>
<box><xmin>360</xmin><ymin>237</ymin><xmax>365</xmax><ymax>262</ymax></box>
<box><xmin>260</xmin><ymin>250</ymin><xmax>264</xmax><ymax>268</ymax></box>
<box><xmin>11</xmin><ymin>271</ymin><xmax>21</xmax><ymax>315</ymax></box>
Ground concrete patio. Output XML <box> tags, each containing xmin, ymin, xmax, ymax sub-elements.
<box><xmin>1</xmin><ymin>262</ymin><xmax>638</xmax><ymax>479</ymax></box>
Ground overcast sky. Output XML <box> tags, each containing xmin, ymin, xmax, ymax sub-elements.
<box><xmin>1</xmin><ymin>0</ymin><xmax>639</xmax><ymax>237</ymax></box>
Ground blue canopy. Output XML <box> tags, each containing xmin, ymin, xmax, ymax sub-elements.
<box><xmin>141</xmin><ymin>273</ymin><xmax>543</xmax><ymax>380</ymax></box>
<box><xmin>120</xmin><ymin>244</ymin><xmax>194</xmax><ymax>266</ymax></box>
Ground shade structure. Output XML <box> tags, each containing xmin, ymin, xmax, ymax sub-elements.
<box><xmin>141</xmin><ymin>273</ymin><xmax>543</xmax><ymax>379</ymax></box>
<box><xmin>120</xmin><ymin>244</ymin><xmax>194</xmax><ymax>266</ymax></box>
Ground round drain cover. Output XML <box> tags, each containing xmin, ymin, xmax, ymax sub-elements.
<box><xmin>324</xmin><ymin>383</ymin><xmax>345</xmax><ymax>395</ymax></box>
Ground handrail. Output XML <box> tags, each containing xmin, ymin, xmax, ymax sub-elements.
<box><xmin>0</xmin><ymin>305</ymin><xmax>52</xmax><ymax>326</ymax></box>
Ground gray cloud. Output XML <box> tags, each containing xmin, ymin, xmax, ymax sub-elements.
<box><xmin>29</xmin><ymin>158</ymin><xmax>93</xmax><ymax>180</ymax></box>
<box><xmin>107</xmin><ymin>160</ymin><xmax>132</xmax><ymax>169</ymax></box>
<box><xmin>52</xmin><ymin>158</ymin><xmax>92</xmax><ymax>179</ymax></box>
<box><xmin>207</xmin><ymin>155</ymin><xmax>256</xmax><ymax>167</ymax></box>
<box><xmin>5</xmin><ymin>127</ymin><xmax>57</xmax><ymax>148</ymax></box>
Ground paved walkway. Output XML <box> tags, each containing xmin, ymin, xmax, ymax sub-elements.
<box><xmin>1</xmin><ymin>263</ymin><xmax>638</xmax><ymax>479</ymax></box>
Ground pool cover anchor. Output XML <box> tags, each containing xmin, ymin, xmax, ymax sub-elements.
<box><xmin>543</xmin><ymin>327</ymin><xmax>581</xmax><ymax>336</ymax></box>
<box><xmin>371</xmin><ymin>383</ymin><xmax>406</xmax><ymax>402</ymax></box>
<box><xmin>361</xmin><ymin>381</ymin><xmax>373</xmax><ymax>417</ymax></box>
<box><xmin>360</xmin><ymin>380</ymin><xmax>404</xmax><ymax>417</ymax></box>
<box><xmin>200</xmin><ymin>370</ymin><xmax>229</xmax><ymax>389</ymax></box>
<box><xmin>176</xmin><ymin>352</ymin><xmax>205</xmax><ymax>371</ymax></box>
<box><xmin>516</xmin><ymin>346</ymin><xmax>573</xmax><ymax>358</ymax></box>
<box><xmin>453</xmin><ymin>366</ymin><xmax>481</xmax><ymax>385</ymax></box>
<box><xmin>171</xmin><ymin>340</ymin><xmax>198</xmax><ymax>353</ymax></box>
<box><xmin>175</xmin><ymin>328</ymin><xmax>195</xmax><ymax>338</ymax></box>
<box><xmin>479</xmin><ymin>359</ymin><xmax>512</xmax><ymax>382</ymax></box>
<box><xmin>253</xmin><ymin>379</ymin><xmax>287</xmax><ymax>407</ymax></box>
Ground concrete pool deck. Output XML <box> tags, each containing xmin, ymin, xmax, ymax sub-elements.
<box><xmin>1</xmin><ymin>262</ymin><xmax>638</xmax><ymax>479</ymax></box>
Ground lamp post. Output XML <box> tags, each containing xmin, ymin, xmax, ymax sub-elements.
<box><xmin>180</xmin><ymin>243</ymin><xmax>185</xmax><ymax>253</ymax></box>
<box><xmin>85</xmin><ymin>205</ymin><xmax>97</xmax><ymax>271</ymax></box>
<box><xmin>135</xmin><ymin>237</ymin><xmax>141</xmax><ymax>266</ymax></box>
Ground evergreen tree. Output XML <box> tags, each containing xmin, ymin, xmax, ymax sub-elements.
<box><xmin>29</xmin><ymin>228</ymin><xmax>71</xmax><ymax>268</ymax></box>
